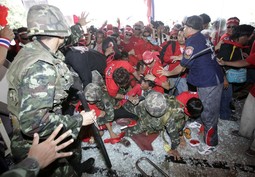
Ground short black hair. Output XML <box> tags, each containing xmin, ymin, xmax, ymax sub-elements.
<box><xmin>199</xmin><ymin>13</ymin><xmax>211</xmax><ymax>25</ymax></box>
<box><xmin>113</xmin><ymin>67</ymin><xmax>130</xmax><ymax>87</ymax></box>
<box><xmin>186</xmin><ymin>97</ymin><xmax>203</xmax><ymax>119</ymax></box>
<box><xmin>230</xmin><ymin>24</ymin><xmax>255</xmax><ymax>40</ymax></box>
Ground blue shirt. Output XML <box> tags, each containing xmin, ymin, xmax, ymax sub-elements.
<box><xmin>180</xmin><ymin>32</ymin><xmax>224</xmax><ymax>87</ymax></box>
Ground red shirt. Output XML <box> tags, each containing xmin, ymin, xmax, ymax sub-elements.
<box><xmin>119</xmin><ymin>40</ymin><xmax>134</xmax><ymax>53</ymax></box>
<box><xmin>144</xmin><ymin>61</ymin><xmax>168</xmax><ymax>93</ymax></box>
<box><xmin>105</xmin><ymin>60</ymin><xmax>135</xmax><ymax>97</ymax></box>
<box><xmin>246</xmin><ymin>53</ymin><xmax>255</xmax><ymax>97</ymax></box>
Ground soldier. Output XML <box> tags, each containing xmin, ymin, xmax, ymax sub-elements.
<box><xmin>6</xmin><ymin>4</ymin><xmax>96</xmax><ymax>177</ymax></box>
<box><xmin>125</xmin><ymin>91</ymin><xmax>203</xmax><ymax>160</ymax></box>
<box><xmin>84</xmin><ymin>83</ymin><xmax>119</xmax><ymax>140</ymax></box>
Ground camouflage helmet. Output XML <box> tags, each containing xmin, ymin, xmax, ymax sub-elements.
<box><xmin>27</xmin><ymin>4</ymin><xmax>71</xmax><ymax>37</ymax></box>
<box><xmin>144</xmin><ymin>92</ymin><xmax>167</xmax><ymax>117</ymax></box>
<box><xmin>84</xmin><ymin>83</ymin><xmax>103</xmax><ymax>102</ymax></box>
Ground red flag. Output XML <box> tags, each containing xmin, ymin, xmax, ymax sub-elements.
<box><xmin>73</xmin><ymin>15</ymin><xmax>80</xmax><ymax>24</ymax></box>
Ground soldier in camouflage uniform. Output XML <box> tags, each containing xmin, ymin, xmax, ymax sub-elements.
<box><xmin>84</xmin><ymin>83</ymin><xmax>119</xmax><ymax>139</ymax></box>
<box><xmin>6</xmin><ymin>4</ymin><xmax>96</xmax><ymax>177</ymax></box>
<box><xmin>125</xmin><ymin>91</ymin><xmax>202</xmax><ymax>160</ymax></box>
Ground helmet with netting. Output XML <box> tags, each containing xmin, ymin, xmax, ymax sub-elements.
<box><xmin>27</xmin><ymin>4</ymin><xmax>71</xmax><ymax>37</ymax></box>
<box><xmin>84</xmin><ymin>83</ymin><xmax>103</xmax><ymax>102</ymax></box>
<box><xmin>144</xmin><ymin>92</ymin><xmax>167</xmax><ymax>117</ymax></box>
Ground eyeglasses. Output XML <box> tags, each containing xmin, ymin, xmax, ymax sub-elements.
<box><xmin>134</xmin><ymin>28</ymin><xmax>141</xmax><ymax>31</ymax></box>
<box><xmin>227</xmin><ymin>26</ymin><xmax>236</xmax><ymax>29</ymax></box>
<box><xmin>125</xmin><ymin>33</ymin><xmax>132</xmax><ymax>37</ymax></box>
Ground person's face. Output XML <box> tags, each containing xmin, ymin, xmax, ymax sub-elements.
<box><xmin>96</xmin><ymin>34</ymin><xmax>104</xmax><ymax>44</ymax></box>
<box><xmin>141</xmin><ymin>80</ymin><xmax>150</xmax><ymax>91</ymax></box>
<box><xmin>177</xmin><ymin>31</ymin><xmax>185</xmax><ymax>45</ymax></box>
<box><xmin>19</xmin><ymin>33</ymin><xmax>30</xmax><ymax>44</ymax></box>
<box><xmin>125</xmin><ymin>32</ymin><xmax>132</xmax><ymax>39</ymax></box>
<box><xmin>133</xmin><ymin>26</ymin><xmax>142</xmax><ymax>35</ymax></box>
<box><xmin>183</xmin><ymin>25</ymin><xmax>191</xmax><ymax>38</ymax></box>
<box><xmin>238</xmin><ymin>34</ymin><xmax>252</xmax><ymax>46</ymax></box>
<box><xmin>203</xmin><ymin>23</ymin><xmax>209</xmax><ymax>30</ymax></box>
<box><xmin>142</xmin><ymin>32</ymin><xmax>151</xmax><ymax>41</ymax></box>
<box><xmin>226</xmin><ymin>23</ymin><xmax>238</xmax><ymax>35</ymax></box>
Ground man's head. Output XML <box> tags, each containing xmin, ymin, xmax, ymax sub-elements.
<box><xmin>144</xmin><ymin>92</ymin><xmax>167</xmax><ymax>117</ymax></box>
<box><xmin>184</xmin><ymin>15</ymin><xmax>203</xmax><ymax>37</ymax></box>
<box><xmin>84</xmin><ymin>83</ymin><xmax>102</xmax><ymax>104</ymax></box>
<box><xmin>199</xmin><ymin>13</ymin><xmax>211</xmax><ymax>29</ymax></box>
<box><xmin>226</xmin><ymin>17</ymin><xmax>240</xmax><ymax>36</ymax></box>
<box><xmin>113</xmin><ymin>67</ymin><xmax>130</xmax><ymax>88</ymax></box>
<box><xmin>140</xmin><ymin>77</ymin><xmax>155</xmax><ymax>91</ymax></box>
<box><xmin>169</xmin><ymin>24</ymin><xmax>183</xmax><ymax>40</ymax></box>
<box><xmin>230</xmin><ymin>24</ymin><xmax>254</xmax><ymax>45</ymax></box>
<box><xmin>17</xmin><ymin>27</ymin><xmax>30</xmax><ymax>45</ymax></box>
<box><xmin>185</xmin><ymin>97</ymin><xmax>203</xmax><ymax>119</ymax></box>
<box><xmin>27</xmin><ymin>4</ymin><xmax>71</xmax><ymax>38</ymax></box>
<box><xmin>142</xmin><ymin>50</ymin><xmax>157</xmax><ymax>67</ymax></box>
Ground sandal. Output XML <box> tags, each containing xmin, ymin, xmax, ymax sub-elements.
<box><xmin>104</xmin><ymin>132</ymin><xmax>126</xmax><ymax>144</ymax></box>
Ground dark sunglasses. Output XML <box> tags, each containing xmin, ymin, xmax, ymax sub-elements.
<box><xmin>134</xmin><ymin>28</ymin><xmax>141</xmax><ymax>31</ymax></box>
<box><xmin>227</xmin><ymin>26</ymin><xmax>236</xmax><ymax>29</ymax></box>
<box><xmin>125</xmin><ymin>33</ymin><xmax>132</xmax><ymax>36</ymax></box>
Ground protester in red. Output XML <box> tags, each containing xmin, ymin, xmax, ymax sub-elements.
<box><xmin>142</xmin><ymin>50</ymin><xmax>170</xmax><ymax>93</ymax></box>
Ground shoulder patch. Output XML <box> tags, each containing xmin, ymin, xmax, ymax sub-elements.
<box><xmin>184</xmin><ymin>46</ymin><xmax>194</xmax><ymax>59</ymax></box>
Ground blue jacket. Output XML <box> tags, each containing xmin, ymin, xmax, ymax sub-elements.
<box><xmin>180</xmin><ymin>32</ymin><xmax>224</xmax><ymax>87</ymax></box>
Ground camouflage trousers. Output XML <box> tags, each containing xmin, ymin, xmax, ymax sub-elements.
<box><xmin>123</xmin><ymin>101</ymin><xmax>162</xmax><ymax>136</ymax></box>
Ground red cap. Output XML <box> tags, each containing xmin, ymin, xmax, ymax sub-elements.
<box><xmin>142</xmin><ymin>51</ymin><xmax>154</xmax><ymax>64</ymax></box>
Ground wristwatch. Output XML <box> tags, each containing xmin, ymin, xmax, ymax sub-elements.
<box><xmin>16</xmin><ymin>157</ymin><xmax>40</xmax><ymax>176</ymax></box>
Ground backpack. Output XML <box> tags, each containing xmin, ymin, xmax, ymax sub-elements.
<box><xmin>159</xmin><ymin>40</ymin><xmax>176</xmax><ymax>64</ymax></box>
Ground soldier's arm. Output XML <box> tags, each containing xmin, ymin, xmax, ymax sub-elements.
<box><xmin>165</xmin><ymin>118</ymin><xmax>180</xmax><ymax>150</ymax></box>
<box><xmin>19</xmin><ymin>61</ymin><xmax>83</xmax><ymax>139</ymax></box>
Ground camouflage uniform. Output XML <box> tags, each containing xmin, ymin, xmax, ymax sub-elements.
<box><xmin>84</xmin><ymin>83</ymin><xmax>115</xmax><ymax>125</ymax></box>
<box><xmin>7</xmin><ymin>5</ymin><xmax>82</xmax><ymax>177</ymax></box>
<box><xmin>125</xmin><ymin>92</ymin><xmax>188</xmax><ymax>150</ymax></box>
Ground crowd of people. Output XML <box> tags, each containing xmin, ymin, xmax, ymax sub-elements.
<box><xmin>0</xmin><ymin>3</ymin><xmax>255</xmax><ymax>177</ymax></box>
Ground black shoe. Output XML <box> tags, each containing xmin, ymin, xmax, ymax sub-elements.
<box><xmin>84</xmin><ymin>166</ymin><xmax>100</xmax><ymax>174</ymax></box>
<box><xmin>81</xmin><ymin>157</ymin><xmax>95</xmax><ymax>173</ymax></box>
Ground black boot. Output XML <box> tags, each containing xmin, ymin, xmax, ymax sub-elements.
<box><xmin>81</xmin><ymin>158</ymin><xmax>98</xmax><ymax>174</ymax></box>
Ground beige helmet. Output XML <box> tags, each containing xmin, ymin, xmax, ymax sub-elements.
<box><xmin>27</xmin><ymin>4</ymin><xmax>71</xmax><ymax>37</ymax></box>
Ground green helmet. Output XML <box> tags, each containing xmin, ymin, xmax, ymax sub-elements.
<box><xmin>145</xmin><ymin>92</ymin><xmax>167</xmax><ymax>117</ymax></box>
<box><xmin>27</xmin><ymin>4</ymin><xmax>71</xmax><ymax>37</ymax></box>
<box><xmin>84</xmin><ymin>83</ymin><xmax>103</xmax><ymax>102</ymax></box>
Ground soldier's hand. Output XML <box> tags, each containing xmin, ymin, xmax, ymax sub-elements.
<box><xmin>0</xmin><ymin>25</ymin><xmax>15</xmax><ymax>41</ymax></box>
<box><xmin>167</xmin><ymin>149</ymin><xmax>181</xmax><ymax>161</ymax></box>
<box><xmin>27</xmin><ymin>124</ymin><xmax>74</xmax><ymax>169</ymax></box>
<box><xmin>81</xmin><ymin>110</ymin><xmax>96</xmax><ymax>126</ymax></box>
